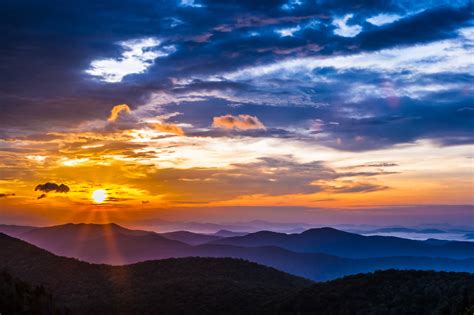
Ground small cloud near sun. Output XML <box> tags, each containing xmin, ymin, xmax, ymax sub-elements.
<box><xmin>35</xmin><ymin>182</ymin><xmax>70</xmax><ymax>193</ymax></box>
<box><xmin>35</xmin><ymin>182</ymin><xmax>70</xmax><ymax>200</ymax></box>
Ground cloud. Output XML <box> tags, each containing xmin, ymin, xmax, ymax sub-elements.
<box><xmin>106</xmin><ymin>197</ymin><xmax>133</xmax><ymax>202</ymax></box>
<box><xmin>212</xmin><ymin>114</ymin><xmax>266</xmax><ymax>130</ymax></box>
<box><xmin>331</xmin><ymin>183</ymin><xmax>389</xmax><ymax>193</ymax></box>
<box><xmin>332</xmin><ymin>14</ymin><xmax>362</xmax><ymax>37</ymax></box>
<box><xmin>180</xmin><ymin>0</ymin><xmax>203</xmax><ymax>8</ymax></box>
<box><xmin>0</xmin><ymin>193</ymin><xmax>15</xmax><ymax>198</ymax></box>
<box><xmin>366</xmin><ymin>14</ymin><xmax>402</xmax><ymax>26</ymax></box>
<box><xmin>35</xmin><ymin>182</ymin><xmax>70</xmax><ymax>193</ymax></box>
<box><xmin>275</xmin><ymin>25</ymin><xmax>301</xmax><ymax>37</ymax></box>
<box><xmin>108</xmin><ymin>104</ymin><xmax>132</xmax><ymax>122</ymax></box>
<box><xmin>130</xmin><ymin>155</ymin><xmax>396</xmax><ymax>202</ymax></box>
<box><xmin>1</xmin><ymin>0</ymin><xmax>470</xmax><ymax>139</ymax></box>
<box><xmin>366</xmin><ymin>162</ymin><xmax>398</xmax><ymax>167</ymax></box>
<box><xmin>138</xmin><ymin>156</ymin><xmax>336</xmax><ymax>200</ymax></box>
<box><xmin>359</xmin><ymin>7</ymin><xmax>472</xmax><ymax>51</ymax></box>
<box><xmin>37</xmin><ymin>193</ymin><xmax>47</xmax><ymax>200</ymax></box>
<box><xmin>86</xmin><ymin>38</ymin><xmax>176</xmax><ymax>83</ymax></box>
<box><xmin>342</xmin><ymin>162</ymin><xmax>399</xmax><ymax>170</ymax></box>
<box><xmin>281</xmin><ymin>0</ymin><xmax>303</xmax><ymax>11</ymax></box>
<box><xmin>151</xmin><ymin>122</ymin><xmax>184</xmax><ymax>135</ymax></box>
<box><xmin>220</xmin><ymin>27</ymin><xmax>473</xmax><ymax>82</ymax></box>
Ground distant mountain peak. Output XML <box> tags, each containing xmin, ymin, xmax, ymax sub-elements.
<box><xmin>301</xmin><ymin>227</ymin><xmax>344</xmax><ymax>234</ymax></box>
<box><xmin>253</xmin><ymin>230</ymin><xmax>284</xmax><ymax>236</ymax></box>
<box><xmin>61</xmin><ymin>222</ymin><xmax>122</xmax><ymax>227</ymax></box>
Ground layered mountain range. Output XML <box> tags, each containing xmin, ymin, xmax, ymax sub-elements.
<box><xmin>1</xmin><ymin>223</ymin><xmax>473</xmax><ymax>281</ymax></box>
<box><xmin>1</xmin><ymin>232</ymin><xmax>473</xmax><ymax>314</ymax></box>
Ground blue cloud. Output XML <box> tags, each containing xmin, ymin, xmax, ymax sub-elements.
<box><xmin>0</xmin><ymin>0</ymin><xmax>472</xmax><ymax>152</ymax></box>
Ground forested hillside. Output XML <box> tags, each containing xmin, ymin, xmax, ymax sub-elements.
<box><xmin>0</xmin><ymin>270</ymin><xmax>62</xmax><ymax>314</ymax></box>
<box><xmin>0</xmin><ymin>232</ymin><xmax>310</xmax><ymax>313</ymax></box>
<box><xmin>273</xmin><ymin>269</ymin><xmax>474</xmax><ymax>315</ymax></box>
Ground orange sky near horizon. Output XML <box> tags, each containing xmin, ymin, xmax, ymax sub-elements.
<box><xmin>1</xmin><ymin>104</ymin><xmax>473</xmax><ymax>226</ymax></box>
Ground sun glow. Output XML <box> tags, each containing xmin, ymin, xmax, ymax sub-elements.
<box><xmin>92</xmin><ymin>189</ymin><xmax>108</xmax><ymax>203</ymax></box>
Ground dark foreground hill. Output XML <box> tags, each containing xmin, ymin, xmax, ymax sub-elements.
<box><xmin>1</xmin><ymin>233</ymin><xmax>474</xmax><ymax>314</ymax></box>
<box><xmin>2</xmin><ymin>223</ymin><xmax>474</xmax><ymax>281</ymax></box>
<box><xmin>0</xmin><ymin>270</ymin><xmax>62</xmax><ymax>314</ymax></box>
<box><xmin>273</xmin><ymin>270</ymin><xmax>474</xmax><ymax>315</ymax></box>
<box><xmin>0</xmin><ymin>233</ymin><xmax>310</xmax><ymax>313</ymax></box>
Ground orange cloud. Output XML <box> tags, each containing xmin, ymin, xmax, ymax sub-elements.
<box><xmin>108</xmin><ymin>104</ymin><xmax>131</xmax><ymax>122</ymax></box>
<box><xmin>212</xmin><ymin>114</ymin><xmax>265</xmax><ymax>130</ymax></box>
<box><xmin>152</xmin><ymin>122</ymin><xmax>184</xmax><ymax>136</ymax></box>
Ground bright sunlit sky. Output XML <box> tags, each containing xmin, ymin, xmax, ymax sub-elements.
<box><xmin>0</xmin><ymin>0</ymin><xmax>473</xmax><ymax>226</ymax></box>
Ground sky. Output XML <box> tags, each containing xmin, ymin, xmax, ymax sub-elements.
<box><xmin>0</xmin><ymin>0</ymin><xmax>473</xmax><ymax>227</ymax></box>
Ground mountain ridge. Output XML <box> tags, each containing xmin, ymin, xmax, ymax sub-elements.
<box><xmin>1</xmin><ymin>224</ymin><xmax>474</xmax><ymax>281</ymax></box>
<box><xmin>211</xmin><ymin>226</ymin><xmax>474</xmax><ymax>259</ymax></box>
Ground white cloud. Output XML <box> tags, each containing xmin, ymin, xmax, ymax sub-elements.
<box><xmin>275</xmin><ymin>25</ymin><xmax>301</xmax><ymax>37</ymax></box>
<box><xmin>332</xmin><ymin>14</ymin><xmax>362</xmax><ymax>37</ymax></box>
<box><xmin>304</xmin><ymin>20</ymin><xmax>320</xmax><ymax>30</ymax></box>
<box><xmin>180</xmin><ymin>0</ymin><xmax>203</xmax><ymax>8</ymax></box>
<box><xmin>86</xmin><ymin>38</ymin><xmax>175</xmax><ymax>83</ymax></box>
<box><xmin>459</xmin><ymin>26</ymin><xmax>474</xmax><ymax>39</ymax></box>
<box><xmin>345</xmin><ymin>83</ymin><xmax>464</xmax><ymax>103</ymax></box>
<box><xmin>168</xmin><ymin>17</ymin><xmax>184</xmax><ymax>28</ymax></box>
<box><xmin>281</xmin><ymin>0</ymin><xmax>303</xmax><ymax>11</ymax></box>
<box><xmin>366</xmin><ymin>14</ymin><xmax>402</xmax><ymax>26</ymax></box>
<box><xmin>138</xmin><ymin>86</ymin><xmax>322</xmax><ymax>114</ymax></box>
<box><xmin>134</xmin><ymin>28</ymin><xmax>472</xmax><ymax>110</ymax></box>
<box><xmin>190</xmin><ymin>28</ymin><xmax>473</xmax><ymax>106</ymax></box>
<box><xmin>219</xmin><ymin>28</ymin><xmax>474</xmax><ymax>81</ymax></box>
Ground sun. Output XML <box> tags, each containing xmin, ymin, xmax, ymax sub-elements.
<box><xmin>91</xmin><ymin>189</ymin><xmax>108</xmax><ymax>203</ymax></box>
